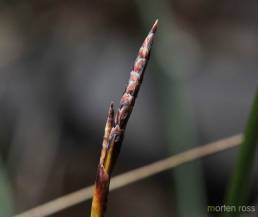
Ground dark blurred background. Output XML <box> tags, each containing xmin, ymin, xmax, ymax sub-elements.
<box><xmin>0</xmin><ymin>0</ymin><xmax>258</xmax><ymax>217</ymax></box>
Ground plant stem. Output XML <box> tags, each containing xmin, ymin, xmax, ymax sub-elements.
<box><xmin>224</xmin><ymin>89</ymin><xmax>258</xmax><ymax>217</ymax></box>
<box><xmin>90</xmin><ymin>20</ymin><xmax>158</xmax><ymax>217</ymax></box>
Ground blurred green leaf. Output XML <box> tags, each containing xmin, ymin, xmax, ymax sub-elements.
<box><xmin>224</xmin><ymin>89</ymin><xmax>258</xmax><ymax>217</ymax></box>
<box><xmin>134</xmin><ymin>1</ymin><xmax>206</xmax><ymax>216</ymax></box>
<box><xmin>0</xmin><ymin>161</ymin><xmax>14</xmax><ymax>217</ymax></box>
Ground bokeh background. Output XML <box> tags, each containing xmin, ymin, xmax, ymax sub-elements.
<box><xmin>0</xmin><ymin>0</ymin><xmax>258</xmax><ymax>217</ymax></box>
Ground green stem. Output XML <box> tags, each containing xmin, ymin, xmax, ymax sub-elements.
<box><xmin>224</xmin><ymin>89</ymin><xmax>258</xmax><ymax>217</ymax></box>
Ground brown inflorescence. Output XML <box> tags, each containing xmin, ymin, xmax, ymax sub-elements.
<box><xmin>91</xmin><ymin>19</ymin><xmax>158</xmax><ymax>217</ymax></box>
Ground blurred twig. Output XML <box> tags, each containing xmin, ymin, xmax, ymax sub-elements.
<box><xmin>14</xmin><ymin>134</ymin><xmax>242</xmax><ymax>217</ymax></box>
<box><xmin>224</xmin><ymin>90</ymin><xmax>258</xmax><ymax>217</ymax></box>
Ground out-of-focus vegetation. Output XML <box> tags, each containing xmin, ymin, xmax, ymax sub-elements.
<box><xmin>0</xmin><ymin>161</ymin><xmax>14</xmax><ymax>216</ymax></box>
<box><xmin>224</xmin><ymin>89</ymin><xmax>258</xmax><ymax>217</ymax></box>
<box><xmin>0</xmin><ymin>1</ymin><xmax>257</xmax><ymax>217</ymax></box>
